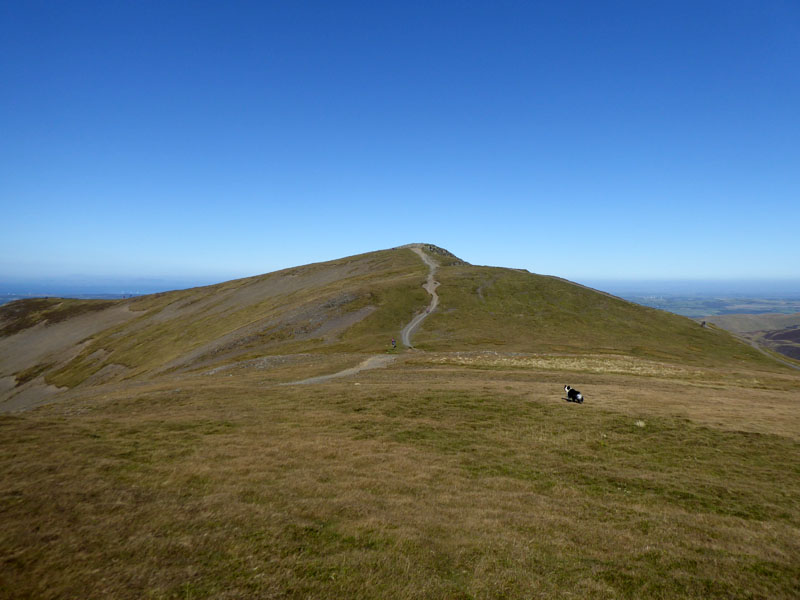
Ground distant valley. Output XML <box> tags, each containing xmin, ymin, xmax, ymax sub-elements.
<box><xmin>703</xmin><ymin>312</ymin><xmax>800</xmax><ymax>361</ymax></box>
<box><xmin>618</xmin><ymin>294</ymin><xmax>800</xmax><ymax>318</ymax></box>
<box><xmin>608</xmin><ymin>294</ymin><xmax>800</xmax><ymax>363</ymax></box>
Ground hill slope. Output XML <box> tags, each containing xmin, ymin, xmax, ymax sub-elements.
<box><xmin>0</xmin><ymin>247</ymin><xmax>429</xmax><ymax>409</ymax></box>
<box><xmin>0</xmin><ymin>244</ymin><xmax>786</xmax><ymax>411</ymax></box>
<box><xmin>2</xmin><ymin>245</ymin><xmax>800</xmax><ymax>599</ymax></box>
<box><xmin>415</xmin><ymin>263</ymin><xmax>774</xmax><ymax>366</ymax></box>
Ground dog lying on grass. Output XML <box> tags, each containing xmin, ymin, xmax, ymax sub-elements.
<box><xmin>564</xmin><ymin>385</ymin><xmax>584</xmax><ymax>404</ymax></box>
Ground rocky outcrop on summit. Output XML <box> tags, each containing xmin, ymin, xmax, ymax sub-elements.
<box><xmin>401</xmin><ymin>243</ymin><xmax>467</xmax><ymax>267</ymax></box>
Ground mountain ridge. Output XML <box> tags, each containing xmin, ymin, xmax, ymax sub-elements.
<box><xmin>0</xmin><ymin>244</ymin><xmax>790</xmax><ymax>412</ymax></box>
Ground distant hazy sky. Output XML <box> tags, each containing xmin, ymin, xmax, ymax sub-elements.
<box><xmin>2</xmin><ymin>1</ymin><xmax>798</xmax><ymax>286</ymax></box>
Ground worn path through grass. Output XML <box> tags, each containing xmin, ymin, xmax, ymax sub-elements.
<box><xmin>283</xmin><ymin>245</ymin><xmax>439</xmax><ymax>386</ymax></box>
<box><xmin>400</xmin><ymin>245</ymin><xmax>440</xmax><ymax>348</ymax></box>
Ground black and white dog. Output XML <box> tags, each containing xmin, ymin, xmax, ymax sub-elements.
<box><xmin>564</xmin><ymin>385</ymin><xmax>584</xmax><ymax>404</ymax></box>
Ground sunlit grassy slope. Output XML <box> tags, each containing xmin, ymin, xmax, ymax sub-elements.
<box><xmin>416</xmin><ymin>263</ymin><xmax>776</xmax><ymax>367</ymax></box>
<box><xmin>0</xmin><ymin>248</ymin><xmax>428</xmax><ymax>390</ymax></box>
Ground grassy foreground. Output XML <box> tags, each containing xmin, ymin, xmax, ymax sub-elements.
<box><xmin>1</xmin><ymin>358</ymin><xmax>798</xmax><ymax>599</ymax></box>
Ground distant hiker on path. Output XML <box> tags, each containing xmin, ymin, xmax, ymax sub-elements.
<box><xmin>391</xmin><ymin>338</ymin><xmax>397</xmax><ymax>349</ymax></box>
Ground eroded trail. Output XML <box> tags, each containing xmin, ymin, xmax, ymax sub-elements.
<box><xmin>284</xmin><ymin>246</ymin><xmax>439</xmax><ymax>385</ymax></box>
<box><xmin>400</xmin><ymin>246</ymin><xmax>439</xmax><ymax>348</ymax></box>
<box><xmin>286</xmin><ymin>355</ymin><xmax>396</xmax><ymax>385</ymax></box>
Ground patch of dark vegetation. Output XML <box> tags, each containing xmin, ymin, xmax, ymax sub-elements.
<box><xmin>772</xmin><ymin>345</ymin><xmax>800</xmax><ymax>360</ymax></box>
<box><xmin>14</xmin><ymin>362</ymin><xmax>55</xmax><ymax>387</ymax></box>
<box><xmin>0</xmin><ymin>298</ymin><xmax>59</xmax><ymax>336</ymax></box>
<box><xmin>43</xmin><ymin>299</ymin><xmax>118</xmax><ymax>325</ymax></box>
<box><xmin>760</xmin><ymin>328</ymin><xmax>800</xmax><ymax>361</ymax></box>
<box><xmin>0</xmin><ymin>298</ymin><xmax>118</xmax><ymax>337</ymax></box>
<box><xmin>765</xmin><ymin>327</ymin><xmax>800</xmax><ymax>344</ymax></box>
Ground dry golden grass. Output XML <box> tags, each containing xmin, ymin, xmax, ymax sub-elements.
<box><xmin>419</xmin><ymin>352</ymin><xmax>703</xmax><ymax>378</ymax></box>
<box><xmin>2</xmin><ymin>356</ymin><xmax>799</xmax><ymax>599</ymax></box>
<box><xmin>404</xmin><ymin>353</ymin><xmax>800</xmax><ymax>438</ymax></box>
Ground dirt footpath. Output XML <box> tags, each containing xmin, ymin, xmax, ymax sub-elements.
<box><xmin>284</xmin><ymin>355</ymin><xmax>397</xmax><ymax>385</ymax></box>
<box><xmin>285</xmin><ymin>245</ymin><xmax>439</xmax><ymax>385</ymax></box>
<box><xmin>400</xmin><ymin>246</ymin><xmax>439</xmax><ymax>348</ymax></box>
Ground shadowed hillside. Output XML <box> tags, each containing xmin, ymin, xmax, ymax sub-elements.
<box><xmin>706</xmin><ymin>312</ymin><xmax>800</xmax><ymax>362</ymax></box>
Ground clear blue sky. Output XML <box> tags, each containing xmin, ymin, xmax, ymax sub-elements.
<box><xmin>2</xmin><ymin>1</ymin><xmax>798</xmax><ymax>289</ymax></box>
